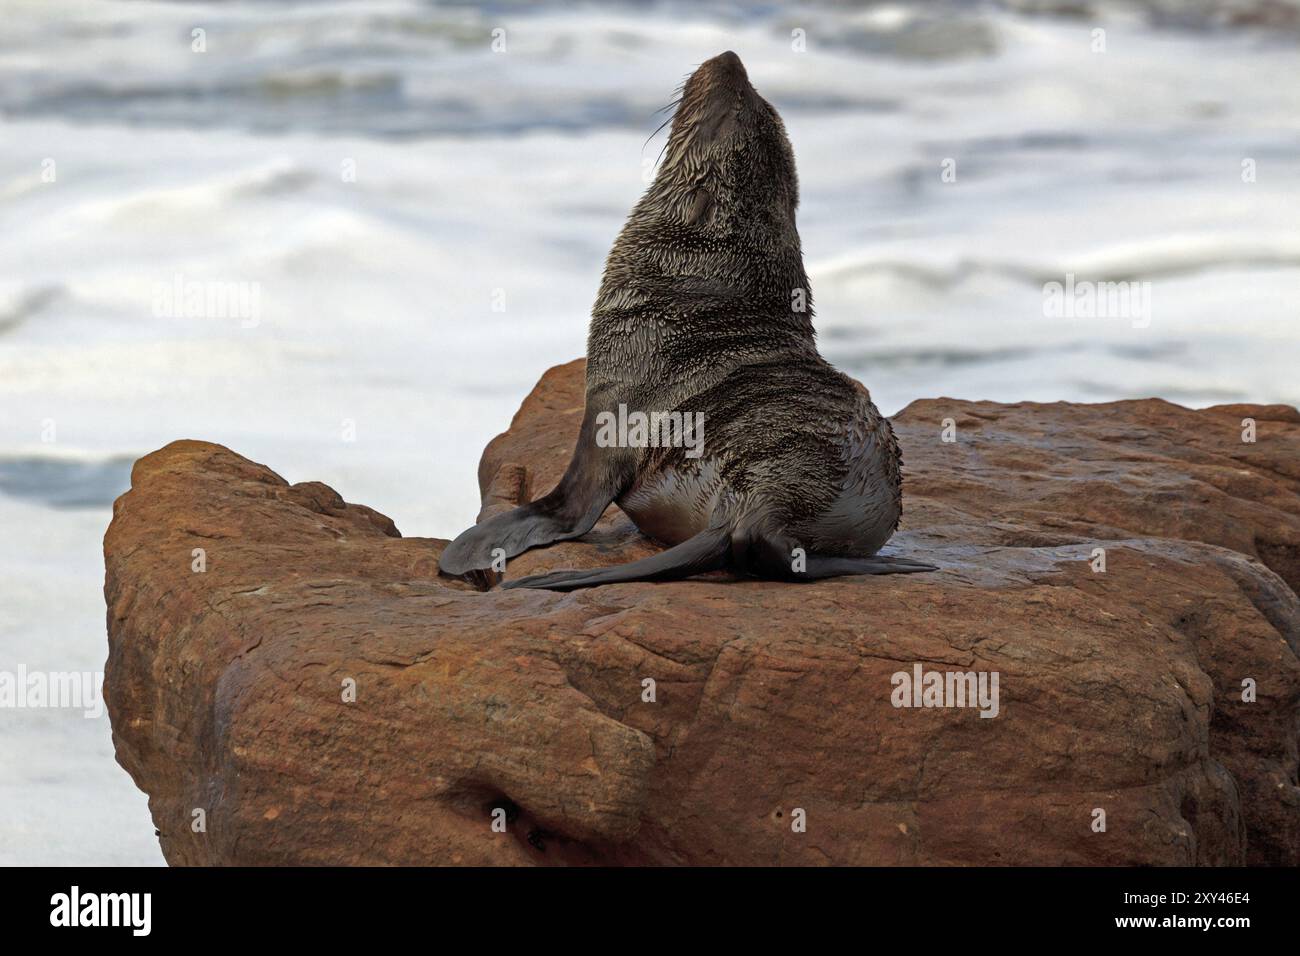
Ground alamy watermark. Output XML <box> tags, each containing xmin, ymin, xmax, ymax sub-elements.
<box><xmin>594</xmin><ymin>404</ymin><xmax>704</xmax><ymax>459</ymax></box>
<box><xmin>0</xmin><ymin>665</ymin><xmax>104</xmax><ymax>718</ymax></box>
<box><xmin>50</xmin><ymin>886</ymin><xmax>150</xmax><ymax>936</ymax></box>
<box><xmin>1043</xmin><ymin>273</ymin><xmax>1151</xmax><ymax>328</ymax></box>
<box><xmin>891</xmin><ymin>663</ymin><xmax>1000</xmax><ymax>718</ymax></box>
<box><xmin>152</xmin><ymin>274</ymin><xmax>261</xmax><ymax>328</ymax></box>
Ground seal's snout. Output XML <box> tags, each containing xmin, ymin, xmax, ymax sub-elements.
<box><xmin>657</xmin><ymin>50</ymin><xmax>794</xmax><ymax>214</ymax></box>
<box><xmin>695</xmin><ymin>50</ymin><xmax>750</xmax><ymax>90</ymax></box>
<box><xmin>670</xmin><ymin>50</ymin><xmax>756</xmax><ymax>153</ymax></box>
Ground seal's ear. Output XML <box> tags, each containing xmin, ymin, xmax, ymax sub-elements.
<box><xmin>684</xmin><ymin>187</ymin><xmax>715</xmax><ymax>227</ymax></box>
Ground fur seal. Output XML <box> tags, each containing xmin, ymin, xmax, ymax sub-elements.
<box><xmin>440</xmin><ymin>51</ymin><xmax>936</xmax><ymax>590</ymax></box>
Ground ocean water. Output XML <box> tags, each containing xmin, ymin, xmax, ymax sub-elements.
<box><xmin>1</xmin><ymin>0</ymin><xmax>1297</xmax><ymax>864</ymax></box>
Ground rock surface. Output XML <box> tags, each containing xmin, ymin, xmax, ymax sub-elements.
<box><xmin>104</xmin><ymin>359</ymin><xmax>1300</xmax><ymax>865</ymax></box>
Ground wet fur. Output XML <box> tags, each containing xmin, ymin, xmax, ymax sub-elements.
<box><xmin>439</xmin><ymin>52</ymin><xmax>936</xmax><ymax>589</ymax></box>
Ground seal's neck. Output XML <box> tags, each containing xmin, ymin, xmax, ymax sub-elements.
<box><xmin>592</xmin><ymin>199</ymin><xmax>814</xmax><ymax>339</ymax></box>
<box><xmin>584</xmin><ymin>204</ymin><xmax>817</xmax><ymax>395</ymax></box>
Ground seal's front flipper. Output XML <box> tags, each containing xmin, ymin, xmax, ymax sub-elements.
<box><xmin>795</xmin><ymin>554</ymin><xmax>938</xmax><ymax>579</ymax></box>
<box><xmin>436</xmin><ymin>478</ymin><xmax>624</xmax><ymax>574</ymax></box>
<box><xmin>502</xmin><ymin>526</ymin><xmax>731</xmax><ymax>591</ymax></box>
<box><xmin>439</xmin><ymin>410</ymin><xmax>634</xmax><ymax>578</ymax></box>
<box><xmin>439</xmin><ymin>491</ymin><xmax>607</xmax><ymax>576</ymax></box>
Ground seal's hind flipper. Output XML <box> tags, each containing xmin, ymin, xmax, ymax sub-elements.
<box><xmin>795</xmin><ymin>554</ymin><xmax>938</xmax><ymax>579</ymax></box>
<box><xmin>733</xmin><ymin>532</ymin><xmax>937</xmax><ymax>581</ymax></box>
<box><xmin>502</xmin><ymin>526</ymin><xmax>731</xmax><ymax>591</ymax></box>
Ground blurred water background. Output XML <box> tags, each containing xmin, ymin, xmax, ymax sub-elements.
<box><xmin>1</xmin><ymin>0</ymin><xmax>1297</xmax><ymax>863</ymax></box>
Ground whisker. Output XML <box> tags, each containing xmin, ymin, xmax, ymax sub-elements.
<box><xmin>643</xmin><ymin>111</ymin><xmax>675</xmax><ymax>153</ymax></box>
<box><xmin>654</xmin><ymin>137</ymin><xmax>671</xmax><ymax>169</ymax></box>
<box><xmin>641</xmin><ymin>71</ymin><xmax>694</xmax><ymax>168</ymax></box>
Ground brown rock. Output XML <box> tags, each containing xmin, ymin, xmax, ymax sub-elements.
<box><xmin>104</xmin><ymin>360</ymin><xmax>1300</xmax><ymax>865</ymax></box>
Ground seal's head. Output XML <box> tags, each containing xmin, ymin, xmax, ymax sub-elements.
<box><xmin>651</xmin><ymin>51</ymin><xmax>799</xmax><ymax>237</ymax></box>
<box><xmin>593</xmin><ymin>52</ymin><xmax>811</xmax><ymax>338</ymax></box>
